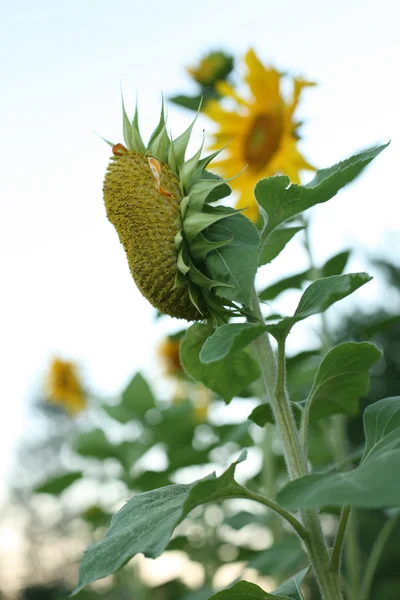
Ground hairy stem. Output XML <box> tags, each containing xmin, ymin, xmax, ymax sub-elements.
<box><xmin>330</xmin><ymin>507</ymin><xmax>351</xmax><ymax>573</ymax></box>
<box><xmin>251</xmin><ymin>296</ymin><xmax>343</xmax><ymax>600</ymax></box>
<box><xmin>240</xmin><ymin>488</ymin><xmax>309</xmax><ymax>542</ymax></box>
<box><xmin>261</xmin><ymin>424</ymin><xmax>284</xmax><ymax>541</ymax></box>
<box><xmin>332</xmin><ymin>415</ymin><xmax>360</xmax><ymax>599</ymax></box>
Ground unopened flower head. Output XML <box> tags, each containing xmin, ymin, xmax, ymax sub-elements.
<box><xmin>103</xmin><ymin>96</ymin><xmax>250</xmax><ymax>322</ymax></box>
<box><xmin>186</xmin><ymin>51</ymin><xmax>234</xmax><ymax>88</ymax></box>
<box><xmin>205</xmin><ymin>49</ymin><xmax>316</xmax><ymax>221</ymax></box>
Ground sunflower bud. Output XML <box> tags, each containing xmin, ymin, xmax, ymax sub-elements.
<box><xmin>103</xmin><ymin>96</ymin><xmax>256</xmax><ymax>322</ymax></box>
<box><xmin>186</xmin><ymin>51</ymin><xmax>234</xmax><ymax>88</ymax></box>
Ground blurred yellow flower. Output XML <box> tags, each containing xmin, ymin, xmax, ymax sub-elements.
<box><xmin>46</xmin><ymin>358</ymin><xmax>86</xmax><ymax>415</ymax></box>
<box><xmin>158</xmin><ymin>337</ymin><xmax>183</xmax><ymax>376</ymax></box>
<box><xmin>205</xmin><ymin>49</ymin><xmax>316</xmax><ymax>221</ymax></box>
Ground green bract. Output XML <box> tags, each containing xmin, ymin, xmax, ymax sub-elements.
<box><xmin>103</xmin><ymin>97</ymin><xmax>259</xmax><ymax>322</ymax></box>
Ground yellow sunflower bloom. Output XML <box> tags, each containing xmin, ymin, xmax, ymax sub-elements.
<box><xmin>204</xmin><ymin>49</ymin><xmax>316</xmax><ymax>221</ymax></box>
<box><xmin>46</xmin><ymin>358</ymin><xmax>86</xmax><ymax>415</ymax></box>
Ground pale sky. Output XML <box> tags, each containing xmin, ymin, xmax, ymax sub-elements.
<box><xmin>1</xmin><ymin>0</ymin><xmax>399</xmax><ymax>501</ymax></box>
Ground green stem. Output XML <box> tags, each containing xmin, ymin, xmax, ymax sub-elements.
<box><xmin>330</xmin><ymin>507</ymin><xmax>351</xmax><ymax>573</ymax></box>
<box><xmin>332</xmin><ymin>415</ymin><xmax>360</xmax><ymax>600</ymax></box>
<box><xmin>251</xmin><ymin>296</ymin><xmax>343</xmax><ymax>600</ymax></box>
<box><xmin>359</xmin><ymin>513</ymin><xmax>399</xmax><ymax>600</ymax></box>
<box><xmin>261</xmin><ymin>424</ymin><xmax>284</xmax><ymax>541</ymax></box>
<box><xmin>344</xmin><ymin>512</ymin><xmax>360</xmax><ymax>600</ymax></box>
<box><xmin>241</xmin><ymin>488</ymin><xmax>309</xmax><ymax>542</ymax></box>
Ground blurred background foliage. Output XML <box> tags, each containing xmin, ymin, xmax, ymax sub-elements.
<box><xmin>3</xmin><ymin>250</ymin><xmax>399</xmax><ymax>599</ymax></box>
<box><xmin>1</xmin><ymin>46</ymin><xmax>399</xmax><ymax>600</ymax></box>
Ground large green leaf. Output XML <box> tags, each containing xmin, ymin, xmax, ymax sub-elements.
<box><xmin>200</xmin><ymin>323</ymin><xmax>267</xmax><ymax>363</ymax></box>
<box><xmin>34</xmin><ymin>471</ymin><xmax>82</xmax><ymax>495</ymax></box>
<box><xmin>259</xmin><ymin>226</ymin><xmax>304</xmax><ymax>266</ymax></box>
<box><xmin>264</xmin><ymin>273</ymin><xmax>371</xmax><ymax>340</ymax></box>
<box><xmin>278</xmin><ymin>397</ymin><xmax>400</xmax><ymax>509</ymax></box>
<box><xmin>180</xmin><ymin>323</ymin><xmax>260</xmax><ymax>403</ymax></box>
<box><xmin>205</xmin><ymin>568</ymin><xmax>308</xmax><ymax>599</ymax></box>
<box><xmin>73</xmin><ymin>453</ymin><xmax>248</xmax><ymax>594</ymax></box>
<box><xmin>255</xmin><ymin>144</ymin><xmax>387</xmax><ymax>237</ymax></box>
<box><xmin>258</xmin><ymin>270</ymin><xmax>310</xmax><ymax>302</ymax></box>
<box><xmin>305</xmin><ymin>342</ymin><xmax>381</xmax><ymax>421</ymax></box>
<box><xmin>205</xmin><ymin>212</ymin><xmax>260</xmax><ymax>306</ymax></box>
<box><xmin>103</xmin><ymin>373</ymin><xmax>155</xmax><ymax>423</ymax></box>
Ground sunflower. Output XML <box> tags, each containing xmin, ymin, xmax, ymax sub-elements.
<box><xmin>46</xmin><ymin>358</ymin><xmax>86</xmax><ymax>415</ymax></box>
<box><xmin>158</xmin><ymin>336</ymin><xmax>183</xmax><ymax>376</ymax></box>
<box><xmin>204</xmin><ymin>49</ymin><xmax>316</xmax><ymax>221</ymax></box>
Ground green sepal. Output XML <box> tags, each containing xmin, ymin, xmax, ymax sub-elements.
<box><xmin>131</xmin><ymin>104</ymin><xmax>146</xmax><ymax>154</ymax></box>
<box><xmin>170</xmin><ymin>102</ymin><xmax>202</xmax><ymax>168</ymax></box>
<box><xmin>147</xmin><ymin>124</ymin><xmax>170</xmax><ymax>162</ymax></box>
<box><xmin>183</xmin><ymin>205</ymin><xmax>237</xmax><ymax>243</ymax></box>
<box><xmin>188</xmin><ymin>281</ymin><xmax>204</xmax><ymax>315</ymax></box>
<box><xmin>167</xmin><ymin>130</ymin><xmax>178</xmax><ymax>172</ymax></box>
<box><xmin>177</xmin><ymin>246</ymin><xmax>190</xmax><ymax>275</ymax></box>
<box><xmin>121</xmin><ymin>91</ymin><xmax>133</xmax><ymax>150</ymax></box>
<box><xmin>188</xmin><ymin>258</ymin><xmax>232</xmax><ymax>290</ymax></box>
<box><xmin>193</xmin><ymin>145</ymin><xmax>226</xmax><ymax>179</ymax></box>
<box><xmin>180</xmin><ymin>196</ymin><xmax>190</xmax><ymax>219</ymax></box>
<box><xmin>147</xmin><ymin>98</ymin><xmax>166</xmax><ymax>148</ymax></box>
<box><xmin>179</xmin><ymin>134</ymin><xmax>204</xmax><ymax>194</ymax></box>
<box><xmin>174</xmin><ymin>269</ymin><xmax>187</xmax><ymax>289</ymax></box>
<box><xmin>174</xmin><ymin>230</ymin><xmax>183</xmax><ymax>249</ymax></box>
<box><xmin>187</xmin><ymin>176</ymin><xmax>230</xmax><ymax>212</ymax></box>
<box><xmin>190</xmin><ymin>233</ymin><xmax>232</xmax><ymax>261</ymax></box>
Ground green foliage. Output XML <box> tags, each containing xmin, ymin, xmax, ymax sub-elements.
<box><xmin>205</xmin><ymin>212</ymin><xmax>260</xmax><ymax>305</ymax></box>
<box><xmin>259</xmin><ymin>226</ymin><xmax>304</xmax><ymax>266</ymax></box>
<box><xmin>34</xmin><ymin>471</ymin><xmax>83</xmax><ymax>495</ymax></box>
<box><xmin>180</xmin><ymin>323</ymin><xmax>260</xmax><ymax>402</ymax></box>
<box><xmin>255</xmin><ymin>144</ymin><xmax>388</xmax><ymax>238</ymax></box>
<box><xmin>102</xmin><ymin>372</ymin><xmax>155</xmax><ymax>423</ymax></box>
<box><xmin>259</xmin><ymin>270</ymin><xmax>310</xmax><ymax>302</ymax></box>
<box><xmin>265</xmin><ymin>273</ymin><xmax>371</xmax><ymax>340</ymax></box>
<box><xmin>246</xmin><ymin>537</ymin><xmax>306</xmax><ymax>579</ymax></box>
<box><xmin>200</xmin><ymin>323</ymin><xmax>267</xmax><ymax>363</ymax></box>
<box><xmin>278</xmin><ymin>397</ymin><xmax>400</xmax><ymax>509</ymax></box>
<box><xmin>305</xmin><ymin>342</ymin><xmax>382</xmax><ymax>422</ymax></box>
<box><xmin>321</xmin><ymin>250</ymin><xmax>350</xmax><ymax>278</ymax></box>
<box><xmin>73</xmin><ymin>453</ymin><xmax>248</xmax><ymax>594</ymax></box>
<box><xmin>206</xmin><ymin>568</ymin><xmax>308</xmax><ymax>599</ymax></box>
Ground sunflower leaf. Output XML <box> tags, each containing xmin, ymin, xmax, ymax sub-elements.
<box><xmin>73</xmin><ymin>453</ymin><xmax>247</xmax><ymax>594</ymax></box>
<box><xmin>277</xmin><ymin>396</ymin><xmax>400</xmax><ymax>509</ymax></box>
<box><xmin>200</xmin><ymin>322</ymin><xmax>267</xmax><ymax>363</ymax></box>
<box><xmin>180</xmin><ymin>323</ymin><xmax>260</xmax><ymax>403</ymax></box>
<box><xmin>256</xmin><ymin>144</ymin><xmax>388</xmax><ymax>238</ymax></box>
<box><xmin>263</xmin><ymin>273</ymin><xmax>371</xmax><ymax>340</ymax></box>
<box><xmin>205</xmin><ymin>212</ymin><xmax>260</xmax><ymax>306</ymax></box>
<box><xmin>259</xmin><ymin>226</ymin><xmax>304</xmax><ymax>266</ymax></box>
<box><xmin>205</xmin><ymin>567</ymin><xmax>308</xmax><ymax>599</ymax></box>
<box><xmin>305</xmin><ymin>342</ymin><xmax>381</xmax><ymax>422</ymax></box>
<box><xmin>259</xmin><ymin>269</ymin><xmax>311</xmax><ymax>302</ymax></box>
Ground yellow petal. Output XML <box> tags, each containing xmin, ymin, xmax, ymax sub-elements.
<box><xmin>215</xmin><ymin>81</ymin><xmax>250</xmax><ymax>107</ymax></box>
<box><xmin>244</xmin><ymin>48</ymin><xmax>281</xmax><ymax>109</ymax></box>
